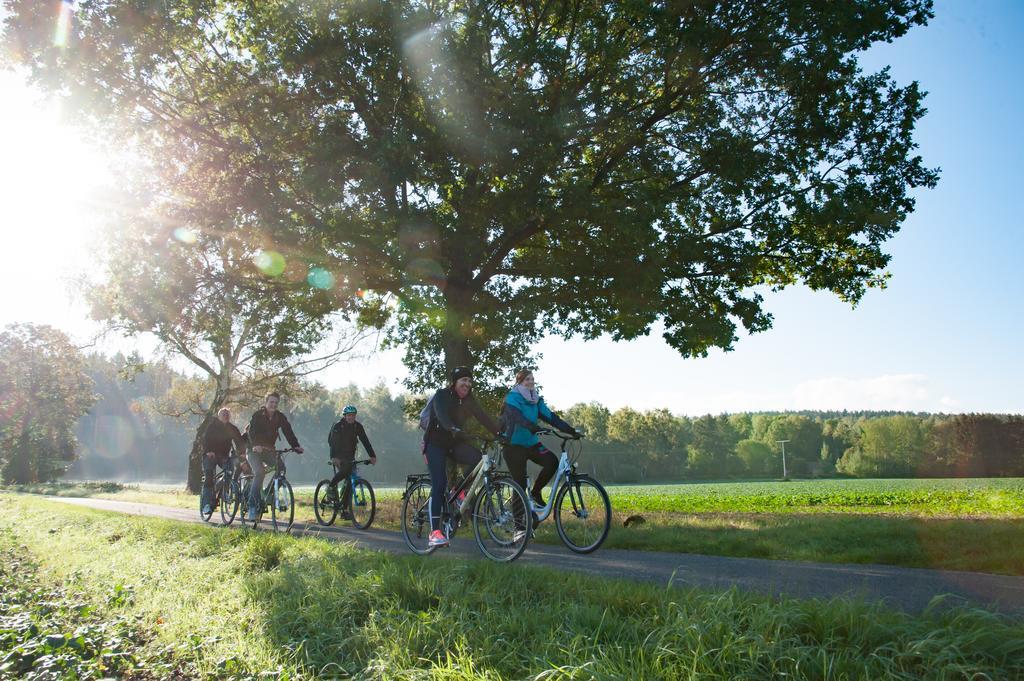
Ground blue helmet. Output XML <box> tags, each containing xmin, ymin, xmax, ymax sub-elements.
<box><xmin>342</xmin><ymin>405</ymin><xmax>357</xmax><ymax>415</ymax></box>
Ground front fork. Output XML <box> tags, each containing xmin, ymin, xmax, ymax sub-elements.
<box><xmin>562</xmin><ymin>474</ymin><xmax>589</xmax><ymax>519</ymax></box>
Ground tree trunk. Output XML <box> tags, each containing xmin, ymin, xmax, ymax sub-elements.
<box><xmin>185</xmin><ymin>413</ymin><xmax>215</xmax><ymax>494</ymax></box>
<box><xmin>440</xmin><ymin>283</ymin><xmax>476</xmax><ymax>488</ymax></box>
<box><xmin>5</xmin><ymin>430</ymin><xmax>33</xmax><ymax>484</ymax></box>
<box><xmin>442</xmin><ymin>287</ymin><xmax>474</xmax><ymax>375</ymax></box>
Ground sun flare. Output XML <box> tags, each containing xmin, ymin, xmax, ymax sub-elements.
<box><xmin>0</xmin><ymin>72</ymin><xmax>114</xmax><ymax>323</ymax></box>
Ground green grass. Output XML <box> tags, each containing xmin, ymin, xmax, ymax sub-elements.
<box><xmin>10</xmin><ymin>478</ymin><xmax>1024</xmax><ymax>576</ymax></box>
<box><xmin>0</xmin><ymin>530</ymin><xmax>193</xmax><ymax>679</ymax></box>
<box><xmin>2</xmin><ymin>495</ymin><xmax>1023</xmax><ymax>680</ymax></box>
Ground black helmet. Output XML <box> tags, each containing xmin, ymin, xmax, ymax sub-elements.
<box><xmin>450</xmin><ymin>366</ymin><xmax>472</xmax><ymax>383</ymax></box>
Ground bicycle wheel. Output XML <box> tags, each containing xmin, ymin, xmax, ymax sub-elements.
<box><xmin>238</xmin><ymin>478</ymin><xmax>259</xmax><ymax>529</ymax></box>
<box><xmin>400</xmin><ymin>478</ymin><xmax>436</xmax><ymax>555</ymax></box>
<box><xmin>219</xmin><ymin>477</ymin><xmax>240</xmax><ymax>525</ymax></box>
<box><xmin>199</xmin><ymin>483</ymin><xmax>214</xmax><ymax>522</ymax></box>
<box><xmin>249</xmin><ymin>482</ymin><xmax>266</xmax><ymax>529</ymax></box>
<box><xmin>313</xmin><ymin>479</ymin><xmax>338</xmax><ymax>526</ymax></box>
<box><xmin>350</xmin><ymin>478</ymin><xmax>376</xmax><ymax>530</ymax></box>
<box><xmin>472</xmin><ymin>477</ymin><xmax>531</xmax><ymax>562</ymax></box>
<box><xmin>270</xmin><ymin>478</ymin><xmax>295</xmax><ymax>533</ymax></box>
<box><xmin>554</xmin><ymin>475</ymin><xmax>611</xmax><ymax>554</ymax></box>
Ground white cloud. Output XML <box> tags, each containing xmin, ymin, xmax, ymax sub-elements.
<box><xmin>592</xmin><ymin>374</ymin><xmax>953</xmax><ymax>415</ymax></box>
<box><xmin>791</xmin><ymin>374</ymin><xmax>935</xmax><ymax>411</ymax></box>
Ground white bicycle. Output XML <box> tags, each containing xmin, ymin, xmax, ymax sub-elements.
<box><xmin>527</xmin><ymin>429</ymin><xmax>611</xmax><ymax>554</ymax></box>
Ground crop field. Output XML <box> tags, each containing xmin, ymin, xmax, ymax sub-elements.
<box><xmin>606</xmin><ymin>478</ymin><xmax>1024</xmax><ymax>516</ymax></box>
<box><xmin>18</xmin><ymin>476</ymin><xmax>1024</xmax><ymax>515</ymax></box>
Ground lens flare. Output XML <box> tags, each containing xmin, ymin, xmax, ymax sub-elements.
<box><xmin>172</xmin><ymin>227</ymin><xmax>198</xmax><ymax>244</ymax></box>
<box><xmin>307</xmin><ymin>267</ymin><xmax>335</xmax><ymax>290</ymax></box>
<box><xmin>253</xmin><ymin>250</ymin><xmax>286</xmax><ymax>277</ymax></box>
<box><xmin>54</xmin><ymin>1</ymin><xmax>74</xmax><ymax>48</ymax></box>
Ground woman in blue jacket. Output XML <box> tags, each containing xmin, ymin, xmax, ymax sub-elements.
<box><xmin>502</xmin><ymin>369</ymin><xmax>579</xmax><ymax>509</ymax></box>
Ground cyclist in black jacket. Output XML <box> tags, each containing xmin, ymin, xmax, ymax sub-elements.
<box><xmin>423</xmin><ymin>366</ymin><xmax>502</xmax><ymax>547</ymax></box>
<box><xmin>201</xmin><ymin>407</ymin><xmax>246</xmax><ymax>516</ymax></box>
<box><xmin>326</xmin><ymin>405</ymin><xmax>377</xmax><ymax>517</ymax></box>
<box><xmin>244</xmin><ymin>392</ymin><xmax>303</xmax><ymax>520</ymax></box>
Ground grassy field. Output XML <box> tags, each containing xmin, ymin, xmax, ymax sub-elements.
<box><xmin>2</xmin><ymin>495</ymin><xmax>1023</xmax><ymax>680</ymax></box>
<box><xmin>8</xmin><ymin>478</ymin><xmax>1024</xmax><ymax>575</ymax></box>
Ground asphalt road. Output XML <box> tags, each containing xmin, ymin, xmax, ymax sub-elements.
<box><xmin>42</xmin><ymin>495</ymin><xmax>1024</xmax><ymax>617</ymax></box>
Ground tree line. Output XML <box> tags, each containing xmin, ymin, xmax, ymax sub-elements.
<box><xmin>61</xmin><ymin>354</ymin><xmax>1024</xmax><ymax>485</ymax></box>
<box><xmin>562</xmin><ymin>405</ymin><xmax>1024</xmax><ymax>481</ymax></box>
<box><xmin>6</xmin><ymin>334</ymin><xmax>1018</xmax><ymax>486</ymax></box>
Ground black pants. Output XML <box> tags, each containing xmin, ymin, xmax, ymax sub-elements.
<box><xmin>329</xmin><ymin>458</ymin><xmax>354</xmax><ymax>509</ymax></box>
<box><xmin>504</xmin><ymin>444</ymin><xmax>557</xmax><ymax>502</ymax></box>
<box><xmin>425</xmin><ymin>440</ymin><xmax>482</xmax><ymax>531</ymax></box>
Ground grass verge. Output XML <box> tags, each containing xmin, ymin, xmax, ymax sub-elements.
<box><xmin>2</xmin><ymin>494</ymin><xmax>1024</xmax><ymax>679</ymax></box>
<box><xmin>0</xmin><ymin>527</ymin><xmax>193</xmax><ymax>679</ymax></box>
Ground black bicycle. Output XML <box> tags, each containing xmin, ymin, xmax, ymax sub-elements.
<box><xmin>200</xmin><ymin>461</ymin><xmax>240</xmax><ymax>526</ymax></box>
<box><xmin>239</xmin><ymin>448</ymin><xmax>297</xmax><ymax>532</ymax></box>
<box><xmin>313</xmin><ymin>459</ymin><xmax>376</xmax><ymax>529</ymax></box>
<box><xmin>401</xmin><ymin>437</ymin><xmax>532</xmax><ymax>562</ymax></box>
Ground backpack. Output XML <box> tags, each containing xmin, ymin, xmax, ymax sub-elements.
<box><xmin>418</xmin><ymin>393</ymin><xmax>436</xmax><ymax>431</ymax></box>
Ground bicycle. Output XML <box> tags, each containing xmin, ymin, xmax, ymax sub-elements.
<box><xmin>239</xmin><ymin>447</ymin><xmax>297</xmax><ymax>532</ymax></box>
<box><xmin>313</xmin><ymin>459</ymin><xmax>376</xmax><ymax>529</ymax></box>
<box><xmin>199</xmin><ymin>460</ymin><xmax>240</xmax><ymax>526</ymax></box>
<box><xmin>401</xmin><ymin>437</ymin><xmax>532</xmax><ymax>562</ymax></box>
<box><xmin>527</xmin><ymin>429</ymin><xmax>611</xmax><ymax>554</ymax></box>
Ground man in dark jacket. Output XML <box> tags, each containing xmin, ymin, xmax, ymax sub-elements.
<box><xmin>326</xmin><ymin>405</ymin><xmax>377</xmax><ymax>516</ymax></box>
<box><xmin>201</xmin><ymin>407</ymin><xmax>246</xmax><ymax>516</ymax></box>
<box><xmin>245</xmin><ymin>392</ymin><xmax>303</xmax><ymax>520</ymax></box>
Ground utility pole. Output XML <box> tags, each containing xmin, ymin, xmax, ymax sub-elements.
<box><xmin>776</xmin><ymin>439</ymin><xmax>791</xmax><ymax>479</ymax></box>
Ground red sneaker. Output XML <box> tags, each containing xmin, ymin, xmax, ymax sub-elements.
<box><xmin>428</xmin><ymin>530</ymin><xmax>449</xmax><ymax>547</ymax></box>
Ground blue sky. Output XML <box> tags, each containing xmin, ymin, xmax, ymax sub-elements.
<box><xmin>1</xmin><ymin>0</ymin><xmax>1021</xmax><ymax>414</ymax></box>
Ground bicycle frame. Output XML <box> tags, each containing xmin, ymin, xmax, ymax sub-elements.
<box><xmin>330</xmin><ymin>459</ymin><xmax>372</xmax><ymax>507</ymax></box>
<box><xmin>525</xmin><ymin>431</ymin><xmax>579</xmax><ymax>522</ymax></box>
<box><xmin>247</xmin><ymin>448</ymin><xmax>294</xmax><ymax>509</ymax></box>
<box><xmin>417</xmin><ymin>439</ymin><xmax>502</xmax><ymax>537</ymax></box>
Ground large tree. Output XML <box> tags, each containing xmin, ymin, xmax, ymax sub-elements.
<box><xmin>87</xmin><ymin>219</ymin><xmax>364</xmax><ymax>492</ymax></box>
<box><xmin>4</xmin><ymin>0</ymin><xmax>937</xmax><ymax>392</ymax></box>
<box><xmin>0</xmin><ymin>324</ymin><xmax>97</xmax><ymax>484</ymax></box>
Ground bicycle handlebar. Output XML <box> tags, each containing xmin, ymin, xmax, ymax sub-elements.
<box><xmin>328</xmin><ymin>458</ymin><xmax>374</xmax><ymax>465</ymax></box>
<box><xmin>456</xmin><ymin>433</ymin><xmax>507</xmax><ymax>446</ymax></box>
<box><xmin>533</xmin><ymin>428</ymin><xmax>583</xmax><ymax>440</ymax></box>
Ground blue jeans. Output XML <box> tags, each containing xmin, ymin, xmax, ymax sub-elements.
<box><xmin>424</xmin><ymin>441</ymin><xmax>481</xmax><ymax>531</ymax></box>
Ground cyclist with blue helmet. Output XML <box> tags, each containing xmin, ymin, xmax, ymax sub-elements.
<box><xmin>326</xmin><ymin>404</ymin><xmax>377</xmax><ymax>517</ymax></box>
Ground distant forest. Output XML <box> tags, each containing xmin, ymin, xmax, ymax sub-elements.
<box><xmin>70</xmin><ymin>355</ymin><xmax>1024</xmax><ymax>485</ymax></box>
